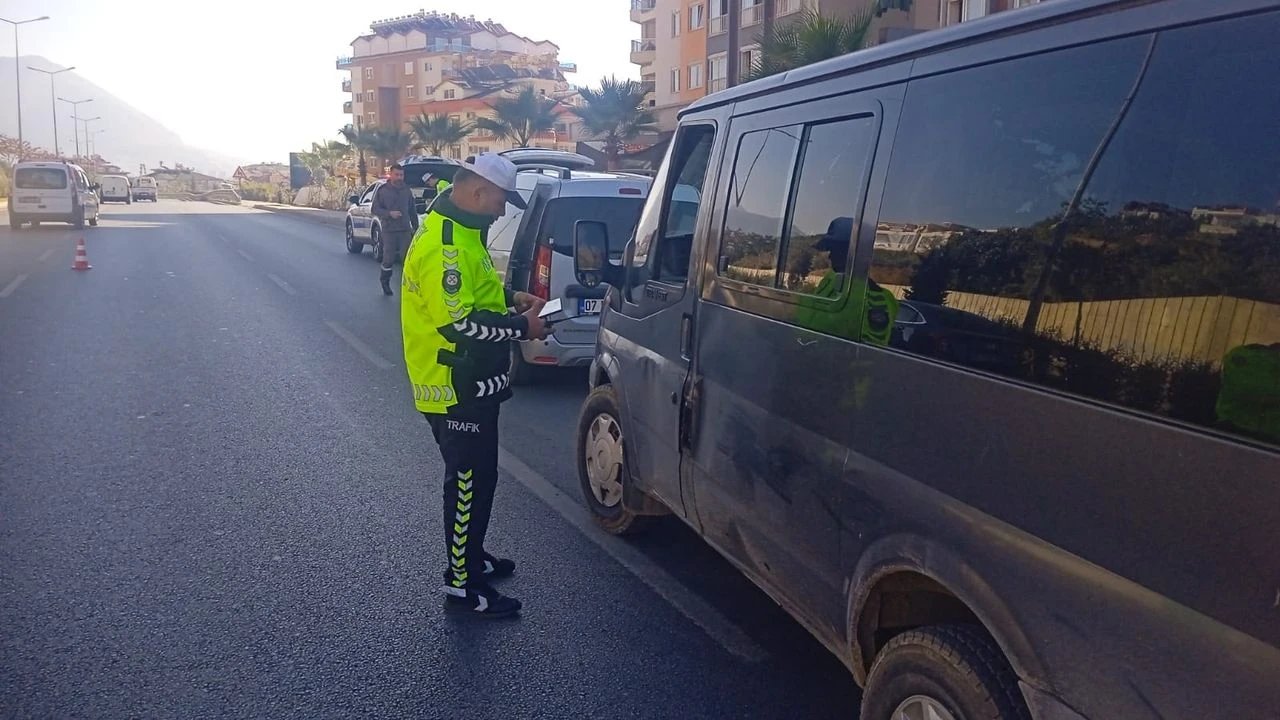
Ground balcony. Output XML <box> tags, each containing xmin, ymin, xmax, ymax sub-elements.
<box><xmin>775</xmin><ymin>0</ymin><xmax>811</xmax><ymax>15</ymax></box>
<box><xmin>630</xmin><ymin>0</ymin><xmax>657</xmax><ymax>23</ymax></box>
<box><xmin>342</xmin><ymin>79</ymin><xmax>352</xmax><ymax>93</ymax></box>
<box><xmin>741</xmin><ymin>2</ymin><xmax>762</xmax><ymax>26</ymax></box>
<box><xmin>710</xmin><ymin>78</ymin><xmax>727</xmax><ymax>93</ymax></box>
<box><xmin>343</xmin><ymin>101</ymin><xmax>353</xmax><ymax>114</ymax></box>
<box><xmin>336</xmin><ymin>56</ymin><xmax>354</xmax><ymax>69</ymax></box>
<box><xmin>709</xmin><ymin>15</ymin><xmax>727</xmax><ymax>35</ymax></box>
<box><xmin>630</xmin><ymin>38</ymin><xmax>656</xmax><ymax>65</ymax></box>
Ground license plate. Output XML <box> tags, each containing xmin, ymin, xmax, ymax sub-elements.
<box><xmin>579</xmin><ymin>298</ymin><xmax>604</xmax><ymax>315</ymax></box>
<box><xmin>18</xmin><ymin>197</ymin><xmax>40</xmax><ymax>204</ymax></box>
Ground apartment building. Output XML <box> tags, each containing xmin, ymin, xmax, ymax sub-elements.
<box><xmin>338</xmin><ymin>11</ymin><xmax>584</xmax><ymax>158</ymax></box>
<box><xmin>633</xmin><ymin>0</ymin><xmax>1045</xmax><ymax>130</ymax></box>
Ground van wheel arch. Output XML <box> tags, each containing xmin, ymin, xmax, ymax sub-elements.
<box><xmin>846</xmin><ymin>542</ymin><xmax>1045</xmax><ymax>693</ymax></box>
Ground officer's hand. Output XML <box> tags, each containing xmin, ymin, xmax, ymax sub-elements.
<box><xmin>522</xmin><ymin>308</ymin><xmax>552</xmax><ymax>340</ymax></box>
<box><xmin>512</xmin><ymin>291</ymin><xmax>545</xmax><ymax>314</ymax></box>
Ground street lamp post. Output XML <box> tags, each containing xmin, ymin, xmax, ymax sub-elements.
<box><xmin>58</xmin><ymin>97</ymin><xmax>93</xmax><ymax>159</ymax></box>
<box><xmin>29</xmin><ymin>65</ymin><xmax>75</xmax><ymax>157</ymax></box>
<box><xmin>0</xmin><ymin>15</ymin><xmax>50</xmax><ymax>156</ymax></box>
<box><xmin>73</xmin><ymin>115</ymin><xmax>101</xmax><ymax>165</ymax></box>
<box><xmin>87</xmin><ymin>128</ymin><xmax>106</xmax><ymax>169</ymax></box>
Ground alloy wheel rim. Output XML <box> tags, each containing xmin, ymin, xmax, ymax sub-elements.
<box><xmin>584</xmin><ymin>413</ymin><xmax>624</xmax><ymax>508</ymax></box>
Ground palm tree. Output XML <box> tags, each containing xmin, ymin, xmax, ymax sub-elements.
<box><xmin>311</xmin><ymin>140</ymin><xmax>349</xmax><ymax>181</ymax></box>
<box><xmin>407</xmin><ymin>113</ymin><xmax>474</xmax><ymax>156</ymax></box>
<box><xmin>364</xmin><ymin>128</ymin><xmax>417</xmax><ymax>175</ymax></box>
<box><xmin>475</xmin><ymin>85</ymin><xmax>561</xmax><ymax>148</ymax></box>
<box><xmin>573</xmin><ymin>77</ymin><xmax>658</xmax><ymax>171</ymax></box>
<box><xmin>339</xmin><ymin>124</ymin><xmax>376</xmax><ymax>185</ymax></box>
<box><xmin>747</xmin><ymin>6</ymin><xmax>876</xmax><ymax>81</ymax></box>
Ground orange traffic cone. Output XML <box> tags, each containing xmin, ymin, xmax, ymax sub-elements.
<box><xmin>72</xmin><ymin>237</ymin><xmax>92</xmax><ymax>271</ymax></box>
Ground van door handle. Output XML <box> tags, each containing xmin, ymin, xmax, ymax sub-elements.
<box><xmin>680</xmin><ymin>313</ymin><xmax>693</xmax><ymax>360</ymax></box>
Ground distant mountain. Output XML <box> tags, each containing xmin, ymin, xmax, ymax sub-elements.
<box><xmin>0</xmin><ymin>56</ymin><xmax>240</xmax><ymax>177</ymax></box>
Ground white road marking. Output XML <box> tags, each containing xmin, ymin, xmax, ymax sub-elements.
<box><xmin>266</xmin><ymin>273</ymin><xmax>298</xmax><ymax>296</ymax></box>
<box><xmin>496</xmin><ymin>448</ymin><xmax>769</xmax><ymax>663</ymax></box>
<box><xmin>236</xmin><ymin>249</ymin><xmax>254</xmax><ymax>262</ymax></box>
<box><xmin>37</xmin><ymin>247</ymin><xmax>56</xmax><ymax>262</ymax></box>
<box><xmin>0</xmin><ymin>274</ymin><xmax>29</xmax><ymax>298</ymax></box>
<box><xmin>323</xmin><ymin>320</ymin><xmax>393</xmax><ymax>370</ymax></box>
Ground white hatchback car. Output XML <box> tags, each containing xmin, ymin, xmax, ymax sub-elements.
<box><xmin>8</xmin><ymin>162</ymin><xmax>101</xmax><ymax>229</ymax></box>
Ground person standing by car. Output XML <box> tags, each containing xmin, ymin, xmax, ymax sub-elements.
<box><xmin>371</xmin><ymin>163</ymin><xmax>419</xmax><ymax>296</ymax></box>
<box><xmin>401</xmin><ymin>154</ymin><xmax>550</xmax><ymax>617</ymax></box>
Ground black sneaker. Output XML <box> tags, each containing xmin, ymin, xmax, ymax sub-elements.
<box><xmin>379</xmin><ymin>268</ymin><xmax>393</xmax><ymax>296</ymax></box>
<box><xmin>482</xmin><ymin>554</ymin><xmax>516</xmax><ymax>580</ymax></box>
<box><xmin>443</xmin><ymin>583</ymin><xmax>522</xmax><ymax>618</ymax></box>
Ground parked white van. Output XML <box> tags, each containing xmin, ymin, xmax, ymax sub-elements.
<box><xmin>7</xmin><ymin>162</ymin><xmax>101</xmax><ymax>230</ymax></box>
<box><xmin>99</xmin><ymin>175</ymin><xmax>132</xmax><ymax>204</ymax></box>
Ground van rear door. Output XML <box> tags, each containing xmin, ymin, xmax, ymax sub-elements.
<box><xmin>13</xmin><ymin>166</ymin><xmax>73</xmax><ymax>217</ymax></box>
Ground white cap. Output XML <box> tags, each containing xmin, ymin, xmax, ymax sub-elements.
<box><xmin>463</xmin><ymin>153</ymin><xmax>527</xmax><ymax>209</ymax></box>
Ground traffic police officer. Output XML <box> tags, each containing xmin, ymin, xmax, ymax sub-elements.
<box><xmin>401</xmin><ymin>154</ymin><xmax>549</xmax><ymax>617</ymax></box>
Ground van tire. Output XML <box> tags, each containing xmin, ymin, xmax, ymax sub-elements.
<box><xmin>8</xmin><ymin>215</ymin><xmax>21</xmax><ymax>230</ymax></box>
<box><xmin>88</xmin><ymin>214</ymin><xmax>98</xmax><ymax>227</ymax></box>
<box><xmin>860</xmin><ymin>625</ymin><xmax>1030</xmax><ymax>720</ymax></box>
<box><xmin>73</xmin><ymin>208</ymin><xmax>85</xmax><ymax>229</ymax></box>
<box><xmin>509</xmin><ymin>342</ymin><xmax>541</xmax><ymax>385</ymax></box>
<box><xmin>577</xmin><ymin>384</ymin><xmax>651</xmax><ymax>536</ymax></box>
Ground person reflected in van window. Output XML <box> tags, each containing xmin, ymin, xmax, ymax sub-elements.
<box><xmin>795</xmin><ymin>217</ymin><xmax>899</xmax><ymax>346</ymax></box>
<box><xmin>1216</xmin><ymin>343</ymin><xmax>1280</xmax><ymax>444</ymax></box>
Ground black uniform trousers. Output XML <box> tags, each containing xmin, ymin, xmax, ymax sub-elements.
<box><xmin>425</xmin><ymin>403</ymin><xmax>501</xmax><ymax>589</ymax></box>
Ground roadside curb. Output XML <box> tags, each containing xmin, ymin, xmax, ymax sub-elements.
<box><xmin>252</xmin><ymin>203</ymin><xmax>346</xmax><ymax>228</ymax></box>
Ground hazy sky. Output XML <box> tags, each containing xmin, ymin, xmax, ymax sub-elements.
<box><xmin>2</xmin><ymin>0</ymin><xmax>638</xmax><ymax>163</ymax></box>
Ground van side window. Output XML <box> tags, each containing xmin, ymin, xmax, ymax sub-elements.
<box><xmin>720</xmin><ymin>127</ymin><xmax>800</xmax><ymax>288</ymax></box>
<box><xmin>632</xmin><ymin>124</ymin><xmax>716</xmax><ymax>285</ymax></box>
<box><xmin>873</xmin><ymin>12</ymin><xmax>1280</xmax><ymax>447</ymax></box>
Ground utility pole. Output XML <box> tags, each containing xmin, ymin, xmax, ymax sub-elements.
<box><xmin>29</xmin><ymin>65</ymin><xmax>75</xmax><ymax>157</ymax></box>
<box><xmin>74</xmin><ymin>115</ymin><xmax>101</xmax><ymax>161</ymax></box>
<box><xmin>0</xmin><ymin>15</ymin><xmax>50</xmax><ymax>156</ymax></box>
<box><xmin>58</xmin><ymin>96</ymin><xmax>93</xmax><ymax>159</ymax></box>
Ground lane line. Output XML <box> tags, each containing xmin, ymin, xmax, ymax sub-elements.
<box><xmin>236</xmin><ymin>249</ymin><xmax>254</xmax><ymax>262</ymax></box>
<box><xmin>37</xmin><ymin>247</ymin><xmax>56</xmax><ymax>262</ymax></box>
<box><xmin>0</xmin><ymin>274</ymin><xmax>29</xmax><ymax>298</ymax></box>
<box><xmin>266</xmin><ymin>273</ymin><xmax>298</xmax><ymax>296</ymax></box>
<box><xmin>323</xmin><ymin>320</ymin><xmax>393</xmax><ymax>370</ymax></box>
<box><xmin>497</xmin><ymin>447</ymin><xmax>769</xmax><ymax>663</ymax></box>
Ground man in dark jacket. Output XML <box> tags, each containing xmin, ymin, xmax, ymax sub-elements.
<box><xmin>372</xmin><ymin>163</ymin><xmax>419</xmax><ymax>295</ymax></box>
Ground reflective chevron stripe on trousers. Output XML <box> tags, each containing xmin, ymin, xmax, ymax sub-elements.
<box><xmin>425</xmin><ymin>404</ymin><xmax>501</xmax><ymax>589</ymax></box>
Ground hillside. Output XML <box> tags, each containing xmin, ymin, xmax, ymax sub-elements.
<box><xmin>0</xmin><ymin>56</ymin><xmax>239</xmax><ymax>177</ymax></box>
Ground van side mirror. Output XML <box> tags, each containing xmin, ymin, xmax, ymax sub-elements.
<box><xmin>348</xmin><ymin>195</ymin><xmax>360</xmax><ymax>206</ymax></box>
<box><xmin>574</xmin><ymin>220</ymin><xmax>609</xmax><ymax>288</ymax></box>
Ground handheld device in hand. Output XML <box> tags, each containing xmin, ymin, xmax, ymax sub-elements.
<box><xmin>538</xmin><ymin>298</ymin><xmax>567</xmax><ymax>326</ymax></box>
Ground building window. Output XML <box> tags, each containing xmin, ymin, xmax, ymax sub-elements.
<box><xmin>709</xmin><ymin>53</ymin><xmax>728</xmax><ymax>92</ymax></box>
<box><xmin>670</xmin><ymin>68</ymin><xmax>681</xmax><ymax>93</ymax></box>
<box><xmin>406</xmin><ymin>85</ymin><xmax>416</xmax><ymax>98</ymax></box>
<box><xmin>690</xmin><ymin>3</ymin><xmax>706</xmax><ymax>29</ymax></box>
<box><xmin>741</xmin><ymin>0</ymin><xmax>762</xmax><ymax>27</ymax></box>
<box><xmin>671</xmin><ymin>10</ymin><xmax>681</xmax><ymax>37</ymax></box>
<box><xmin>424</xmin><ymin>61</ymin><xmax>433</xmax><ymax>72</ymax></box>
<box><xmin>739</xmin><ymin>46</ymin><xmax>760</xmax><ymax>82</ymax></box>
<box><xmin>466</xmin><ymin>112</ymin><xmax>477</xmax><ymax>120</ymax></box>
<box><xmin>777</xmin><ymin>0</ymin><xmax>805</xmax><ymax>15</ymax></box>
<box><xmin>554</xmin><ymin>123</ymin><xmax>569</xmax><ymax>135</ymax></box>
<box><xmin>404</xmin><ymin>61</ymin><xmax>414</xmax><ymax>75</ymax></box>
<box><xmin>444</xmin><ymin>89</ymin><xmax>456</xmax><ymax>100</ymax></box>
<box><xmin>365</xmin><ymin>111</ymin><xmax>376</xmax><ymax>125</ymax></box>
<box><xmin>1012</xmin><ymin>0</ymin><xmax>1040</xmax><ymax>6</ymax></box>
<box><xmin>689</xmin><ymin>62</ymin><xmax>704</xmax><ymax>89</ymax></box>
<box><xmin>709</xmin><ymin>0</ymin><xmax>728</xmax><ymax>35</ymax></box>
<box><xmin>364</xmin><ymin>67</ymin><xmax>374</xmax><ymax>80</ymax></box>
<box><xmin>941</xmin><ymin>0</ymin><xmax>988</xmax><ymax>26</ymax></box>
<box><xmin>449</xmin><ymin>145</ymin><xmax>462</xmax><ymax>160</ymax></box>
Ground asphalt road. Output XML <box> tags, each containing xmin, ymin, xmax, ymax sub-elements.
<box><xmin>0</xmin><ymin>201</ymin><xmax>860</xmax><ymax>719</ymax></box>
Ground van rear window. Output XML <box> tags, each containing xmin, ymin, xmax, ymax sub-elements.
<box><xmin>539</xmin><ymin>197</ymin><xmax>644</xmax><ymax>257</ymax></box>
<box><xmin>15</xmin><ymin>168</ymin><xmax>68</xmax><ymax>190</ymax></box>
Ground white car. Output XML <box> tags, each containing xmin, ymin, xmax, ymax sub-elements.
<box><xmin>8</xmin><ymin>161</ymin><xmax>101</xmax><ymax>230</ymax></box>
<box><xmin>485</xmin><ymin>152</ymin><xmax>655</xmax><ymax>383</ymax></box>
<box><xmin>99</xmin><ymin>175</ymin><xmax>133</xmax><ymax>204</ymax></box>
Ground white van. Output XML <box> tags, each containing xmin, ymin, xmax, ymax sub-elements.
<box><xmin>99</xmin><ymin>175</ymin><xmax>132</xmax><ymax>204</ymax></box>
<box><xmin>131</xmin><ymin>176</ymin><xmax>158</xmax><ymax>202</ymax></box>
<box><xmin>8</xmin><ymin>162</ymin><xmax>101</xmax><ymax>230</ymax></box>
<box><xmin>486</xmin><ymin>161</ymin><xmax>652</xmax><ymax>383</ymax></box>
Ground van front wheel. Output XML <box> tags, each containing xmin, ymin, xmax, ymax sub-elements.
<box><xmin>577</xmin><ymin>385</ymin><xmax>650</xmax><ymax>536</ymax></box>
<box><xmin>861</xmin><ymin>625</ymin><xmax>1030</xmax><ymax>720</ymax></box>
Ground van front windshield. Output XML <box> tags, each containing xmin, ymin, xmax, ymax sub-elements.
<box><xmin>540</xmin><ymin>196</ymin><xmax>644</xmax><ymax>258</ymax></box>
